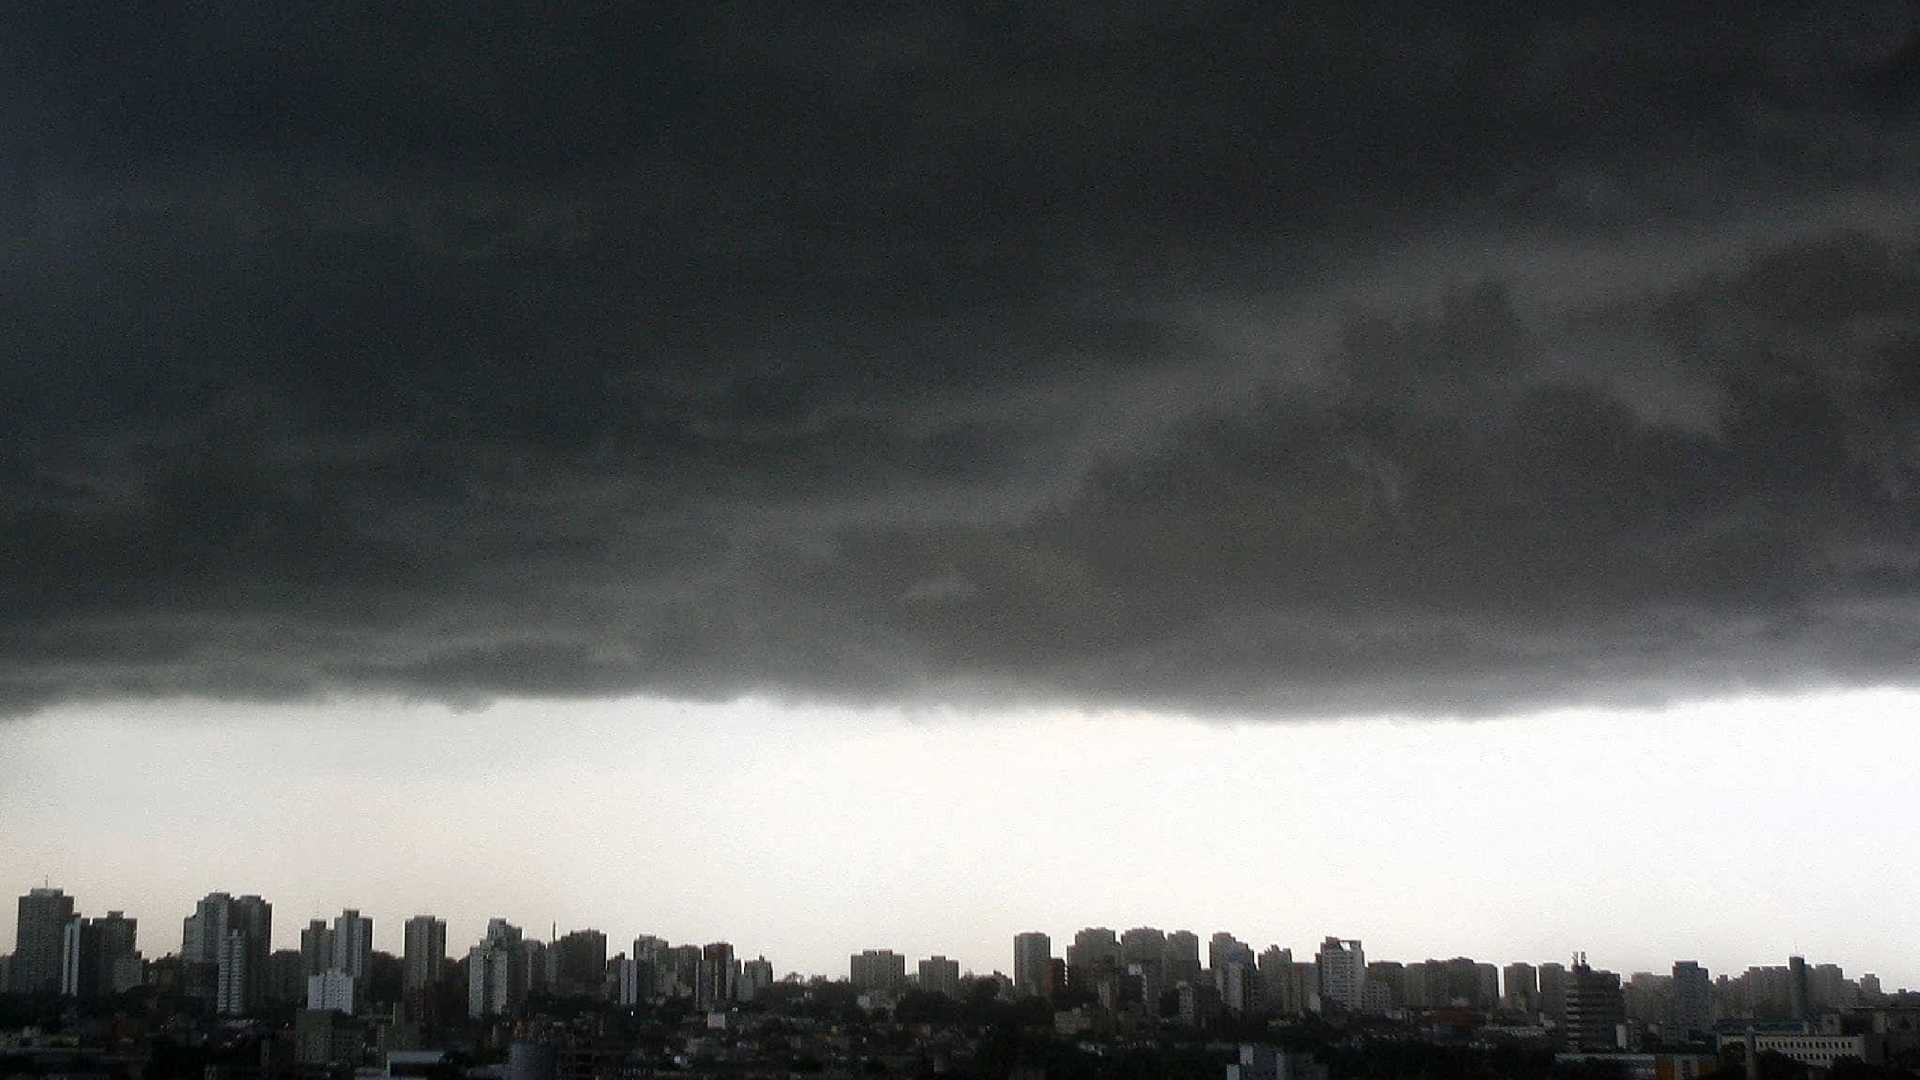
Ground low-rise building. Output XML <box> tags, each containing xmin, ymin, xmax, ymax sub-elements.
<box><xmin>1718</xmin><ymin>1031</ymin><xmax>1882</xmax><ymax>1070</ymax></box>
<box><xmin>1226</xmin><ymin>1044</ymin><xmax>1328</xmax><ymax>1080</ymax></box>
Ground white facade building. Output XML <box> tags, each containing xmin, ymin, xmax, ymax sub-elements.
<box><xmin>332</xmin><ymin>910</ymin><xmax>373</xmax><ymax>979</ymax></box>
<box><xmin>1316</xmin><ymin>938</ymin><xmax>1365</xmax><ymax>1011</ymax></box>
<box><xmin>1718</xmin><ymin>1032</ymin><xmax>1880</xmax><ymax>1069</ymax></box>
<box><xmin>468</xmin><ymin>920</ymin><xmax>525</xmax><ymax>1018</ymax></box>
<box><xmin>307</xmin><ymin>970</ymin><xmax>356</xmax><ymax>1014</ymax></box>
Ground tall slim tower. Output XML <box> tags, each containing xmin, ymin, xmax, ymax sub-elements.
<box><xmin>332</xmin><ymin>910</ymin><xmax>373</xmax><ymax>980</ymax></box>
<box><xmin>301</xmin><ymin>919</ymin><xmax>335</xmax><ymax>975</ymax></box>
<box><xmin>468</xmin><ymin>919</ymin><xmax>526</xmax><ymax>1018</ymax></box>
<box><xmin>216</xmin><ymin>895</ymin><xmax>272</xmax><ymax>1015</ymax></box>
<box><xmin>403</xmin><ymin>915</ymin><xmax>447</xmax><ymax>998</ymax></box>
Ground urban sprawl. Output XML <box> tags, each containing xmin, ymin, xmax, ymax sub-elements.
<box><xmin>6</xmin><ymin>886</ymin><xmax>1919</xmax><ymax>1080</ymax></box>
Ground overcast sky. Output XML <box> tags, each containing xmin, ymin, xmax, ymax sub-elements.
<box><xmin>4</xmin><ymin>2</ymin><xmax>1919</xmax><ymax>985</ymax></box>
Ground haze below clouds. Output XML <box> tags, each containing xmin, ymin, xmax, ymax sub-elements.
<box><xmin>3</xmin><ymin>690</ymin><xmax>1917</xmax><ymax>987</ymax></box>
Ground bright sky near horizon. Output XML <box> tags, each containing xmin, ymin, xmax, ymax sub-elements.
<box><xmin>4</xmin><ymin>690</ymin><xmax>1916</xmax><ymax>990</ymax></box>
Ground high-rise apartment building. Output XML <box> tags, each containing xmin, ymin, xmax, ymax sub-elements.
<box><xmin>696</xmin><ymin>942</ymin><xmax>738</xmax><ymax>1009</ymax></box>
<box><xmin>1403</xmin><ymin>961</ymin><xmax>1429</xmax><ymax>1008</ymax></box>
<box><xmin>1208</xmin><ymin>932</ymin><xmax>1255</xmax><ymax>994</ymax></box>
<box><xmin>669</xmin><ymin>945</ymin><xmax>701</xmax><ymax>999</ymax></box>
<box><xmin>1164</xmin><ymin>931</ymin><xmax>1203</xmax><ymax>987</ymax></box>
<box><xmin>1013</xmin><ymin>932</ymin><xmax>1052</xmax><ymax>999</ymax></box>
<box><xmin>918</xmin><ymin>955</ymin><xmax>961</xmax><ymax>998</ymax></box>
<box><xmin>521</xmin><ymin>938</ymin><xmax>549</xmax><ymax>998</ymax></box>
<box><xmin>1220</xmin><ymin>958</ymin><xmax>1257</xmax><ymax>1014</ymax></box>
<box><xmin>1787</xmin><ymin>955</ymin><xmax>1810</xmax><ymax>1020</ymax></box>
<box><xmin>1538</xmin><ymin>962</ymin><xmax>1568</xmax><ymax>1021</ymax></box>
<box><xmin>1120</xmin><ymin>927</ymin><xmax>1166</xmax><ymax>966</ymax></box>
<box><xmin>59</xmin><ymin>910</ymin><xmax>139</xmax><ymax>1000</ymax></box>
<box><xmin>59</xmin><ymin>917</ymin><xmax>91</xmax><ymax>998</ymax></box>
<box><xmin>216</xmin><ymin>931</ymin><xmax>252</xmax><ymax>1015</ymax></box>
<box><xmin>1475</xmin><ymin>963</ymin><xmax>1500</xmax><ymax>1010</ymax></box>
<box><xmin>850</xmin><ymin>949</ymin><xmax>907</xmax><ymax>995</ymax></box>
<box><xmin>267</xmin><ymin>949</ymin><xmax>306</xmax><ymax>1004</ymax></box>
<box><xmin>1316</xmin><ymin>938</ymin><xmax>1365</xmax><ymax>1011</ymax></box>
<box><xmin>301</xmin><ymin>919</ymin><xmax>334</xmax><ymax>976</ymax></box>
<box><xmin>308</xmin><ymin>970</ymin><xmax>356</xmax><ymax>1014</ymax></box>
<box><xmin>1258</xmin><ymin>947</ymin><xmax>1297</xmax><ymax>1015</ymax></box>
<box><xmin>739</xmin><ymin>956</ymin><xmax>774</xmax><ymax>1003</ymax></box>
<box><xmin>402</xmin><ymin>915</ymin><xmax>447</xmax><ymax>998</ymax></box>
<box><xmin>626</xmin><ymin>935</ymin><xmax>666</xmax><ymax>1000</ymax></box>
<box><xmin>1365</xmin><ymin>961</ymin><xmax>1406</xmax><ymax>1011</ymax></box>
<box><xmin>332</xmin><ymin>910</ymin><xmax>373</xmax><ymax>980</ymax></box>
<box><xmin>13</xmin><ymin>888</ymin><xmax>76</xmax><ymax>995</ymax></box>
<box><xmin>1066</xmin><ymin>927</ymin><xmax>1120</xmax><ymax>991</ymax></box>
<box><xmin>468</xmin><ymin>919</ymin><xmax>526</xmax><ymax>1018</ymax></box>
<box><xmin>617</xmin><ymin>955</ymin><xmax>648</xmax><ymax>1006</ymax></box>
<box><xmin>1671</xmin><ymin>961</ymin><xmax>1712</xmax><ymax>1040</ymax></box>
<box><xmin>1809</xmin><ymin>963</ymin><xmax>1848</xmax><ymax>1011</ymax></box>
<box><xmin>1564</xmin><ymin>956</ymin><xmax>1625</xmax><ymax>1051</ymax></box>
<box><xmin>1504</xmin><ymin>962</ymin><xmax>1538</xmax><ymax>1012</ymax></box>
<box><xmin>549</xmin><ymin>929</ymin><xmax>608</xmax><ymax>999</ymax></box>
<box><xmin>195</xmin><ymin>894</ymin><xmax>271</xmax><ymax>1015</ymax></box>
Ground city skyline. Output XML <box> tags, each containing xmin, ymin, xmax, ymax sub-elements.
<box><xmin>7</xmin><ymin>10</ymin><xmax>1920</xmax><ymax>1075</ymax></box>
<box><xmin>9</xmin><ymin>878</ymin><xmax>1904</xmax><ymax>1018</ymax></box>
<box><xmin>4</xmin><ymin>689</ymin><xmax>1917</xmax><ymax>988</ymax></box>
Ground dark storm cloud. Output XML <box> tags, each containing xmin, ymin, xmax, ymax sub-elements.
<box><xmin>4</xmin><ymin>2</ymin><xmax>1918</xmax><ymax>716</ymax></box>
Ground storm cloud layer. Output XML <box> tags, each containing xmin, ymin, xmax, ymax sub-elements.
<box><xmin>5</xmin><ymin>2</ymin><xmax>1919</xmax><ymax>716</ymax></box>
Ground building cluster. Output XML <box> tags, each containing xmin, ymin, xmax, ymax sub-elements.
<box><xmin>996</xmin><ymin>928</ymin><xmax>1906</xmax><ymax>1045</ymax></box>
<box><xmin>469</xmin><ymin>923</ymin><xmax>775</xmax><ymax>1020</ymax></box>
<box><xmin>9</xmin><ymin>885</ymin><xmax>1920</xmax><ymax>1078</ymax></box>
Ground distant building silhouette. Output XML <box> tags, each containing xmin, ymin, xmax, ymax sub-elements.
<box><xmin>551</xmin><ymin>929</ymin><xmax>608</xmax><ymax>998</ymax></box>
<box><xmin>333</xmin><ymin>909</ymin><xmax>374</xmax><ymax>980</ymax></box>
<box><xmin>696</xmin><ymin>942</ymin><xmax>737</xmax><ymax>1009</ymax></box>
<box><xmin>739</xmin><ymin>955</ymin><xmax>774</xmax><ymax>1002</ymax></box>
<box><xmin>1788</xmin><ymin>954</ymin><xmax>1810</xmax><ymax>1020</ymax></box>
<box><xmin>1164</xmin><ymin>930</ymin><xmax>1203</xmax><ymax>988</ymax></box>
<box><xmin>1538</xmin><ymin>961</ymin><xmax>1568</xmax><ymax>1021</ymax></box>
<box><xmin>850</xmin><ymin>949</ymin><xmax>906</xmax><ymax>995</ymax></box>
<box><xmin>918</xmin><ymin>955</ymin><xmax>961</xmax><ymax>998</ymax></box>
<box><xmin>402</xmin><ymin>915</ymin><xmax>447</xmax><ymax>1001</ymax></box>
<box><xmin>1671</xmin><ymin>961</ymin><xmax>1712</xmax><ymax>1040</ymax></box>
<box><xmin>1209</xmin><ymin>932</ymin><xmax>1254</xmax><ymax>997</ymax></box>
<box><xmin>1067</xmin><ymin>927</ymin><xmax>1119</xmax><ymax>992</ymax></box>
<box><xmin>1504</xmin><ymin>961</ymin><xmax>1537</xmax><ymax>1012</ymax></box>
<box><xmin>1120</xmin><ymin>928</ymin><xmax>1167</xmax><ymax>1004</ymax></box>
<box><xmin>467</xmin><ymin>918</ymin><xmax>525</xmax><ymax>1018</ymax></box>
<box><xmin>267</xmin><ymin>949</ymin><xmax>305</xmax><ymax>1004</ymax></box>
<box><xmin>1259</xmin><ymin>947</ymin><xmax>1301</xmax><ymax>1015</ymax></box>
<box><xmin>1563</xmin><ymin>955</ymin><xmax>1625</xmax><ymax>1051</ymax></box>
<box><xmin>59</xmin><ymin>909</ymin><xmax>138</xmax><ymax>1000</ymax></box>
<box><xmin>194</xmin><ymin>894</ymin><xmax>271</xmax><ymax>1015</ymax></box>
<box><xmin>1012</xmin><ymin>932</ymin><xmax>1051</xmax><ymax>998</ymax></box>
<box><xmin>301</xmin><ymin>919</ymin><xmax>334</xmax><ymax>976</ymax></box>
